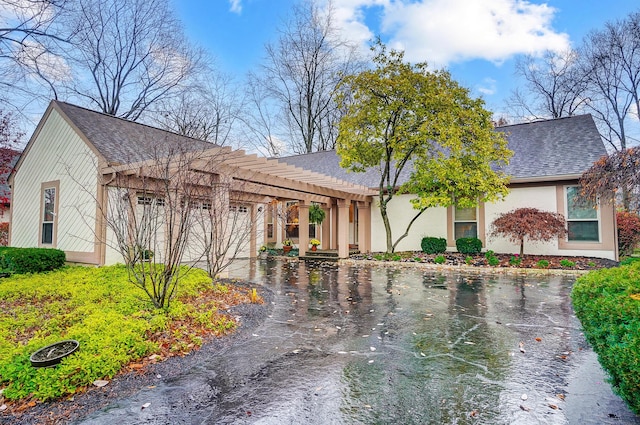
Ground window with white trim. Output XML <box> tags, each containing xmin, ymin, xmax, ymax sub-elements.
<box><xmin>566</xmin><ymin>186</ymin><xmax>599</xmax><ymax>242</ymax></box>
<box><xmin>454</xmin><ymin>206</ymin><xmax>477</xmax><ymax>239</ymax></box>
<box><xmin>41</xmin><ymin>186</ymin><xmax>56</xmax><ymax>244</ymax></box>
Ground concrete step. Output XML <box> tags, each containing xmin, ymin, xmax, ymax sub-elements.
<box><xmin>300</xmin><ymin>249</ymin><xmax>360</xmax><ymax>262</ymax></box>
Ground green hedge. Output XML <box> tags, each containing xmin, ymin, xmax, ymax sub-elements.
<box><xmin>0</xmin><ymin>247</ymin><xmax>66</xmax><ymax>275</ymax></box>
<box><xmin>571</xmin><ymin>261</ymin><xmax>640</xmax><ymax>413</ymax></box>
<box><xmin>421</xmin><ymin>237</ymin><xmax>447</xmax><ymax>254</ymax></box>
<box><xmin>455</xmin><ymin>237</ymin><xmax>482</xmax><ymax>255</ymax></box>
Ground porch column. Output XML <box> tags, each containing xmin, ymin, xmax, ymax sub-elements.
<box><xmin>357</xmin><ymin>201</ymin><xmax>371</xmax><ymax>254</ymax></box>
<box><xmin>321</xmin><ymin>205</ymin><xmax>331</xmax><ymax>250</ymax></box>
<box><xmin>337</xmin><ymin>199</ymin><xmax>350</xmax><ymax>258</ymax></box>
<box><xmin>249</xmin><ymin>204</ymin><xmax>258</xmax><ymax>258</ymax></box>
<box><xmin>298</xmin><ymin>200</ymin><xmax>309</xmax><ymax>256</ymax></box>
<box><xmin>330</xmin><ymin>201</ymin><xmax>338</xmax><ymax>250</ymax></box>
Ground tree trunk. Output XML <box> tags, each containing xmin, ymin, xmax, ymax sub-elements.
<box><xmin>381</xmin><ymin>202</ymin><xmax>394</xmax><ymax>253</ymax></box>
<box><xmin>520</xmin><ymin>239</ymin><xmax>524</xmax><ymax>257</ymax></box>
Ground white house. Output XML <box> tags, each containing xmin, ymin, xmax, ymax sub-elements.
<box><xmin>8</xmin><ymin>101</ymin><xmax>617</xmax><ymax>263</ymax></box>
<box><xmin>278</xmin><ymin>114</ymin><xmax>617</xmax><ymax>260</ymax></box>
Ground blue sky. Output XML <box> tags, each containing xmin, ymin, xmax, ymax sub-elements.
<box><xmin>171</xmin><ymin>0</ymin><xmax>640</xmax><ymax>118</ymax></box>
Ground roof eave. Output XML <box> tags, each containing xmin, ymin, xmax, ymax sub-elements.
<box><xmin>509</xmin><ymin>174</ymin><xmax>582</xmax><ymax>184</ymax></box>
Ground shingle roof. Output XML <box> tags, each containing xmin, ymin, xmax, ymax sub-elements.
<box><xmin>279</xmin><ymin>114</ymin><xmax>606</xmax><ymax>186</ymax></box>
<box><xmin>496</xmin><ymin>114</ymin><xmax>605</xmax><ymax>179</ymax></box>
<box><xmin>54</xmin><ymin>101</ymin><xmax>216</xmax><ymax>165</ymax></box>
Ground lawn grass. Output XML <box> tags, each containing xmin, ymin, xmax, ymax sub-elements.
<box><xmin>0</xmin><ymin>264</ymin><xmax>259</xmax><ymax>403</ymax></box>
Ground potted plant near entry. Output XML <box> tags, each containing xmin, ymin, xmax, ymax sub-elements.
<box><xmin>259</xmin><ymin>245</ymin><xmax>268</xmax><ymax>259</ymax></box>
<box><xmin>309</xmin><ymin>239</ymin><xmax>321</xmax><ymax>251</ymax></box>
<box><xmin>282</xmin><ymin>239</ymin><xmax>293</xmax><ymax>254</ymax></box>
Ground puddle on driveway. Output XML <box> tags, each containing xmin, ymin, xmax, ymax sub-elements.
<box><xmin>78</xmin><ymin>260</ymin><xmax>640</xmax><ymax>424</ymax></box>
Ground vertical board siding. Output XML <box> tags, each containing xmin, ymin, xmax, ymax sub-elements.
<box><xmin>12</xmin><ymin>110</ymin><xmax>98</xmax><ymax>254</ymax></box>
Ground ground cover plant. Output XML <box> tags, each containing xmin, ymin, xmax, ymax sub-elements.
<box><xmin>571</xmin><ymin>260</ymin><xmax>640</xmax><ymax>413</ymax></box>
<box><xmin>0</xmin><ymin>265</ymin><xmax>260</xmax><ymax>407</ymax></box>
<box><xmin>351</xmin><ymin>251</ymin><xmax>615</xmax><ymax>270</ymax></box>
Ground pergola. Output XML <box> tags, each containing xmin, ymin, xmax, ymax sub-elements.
<box><xmin>102</xmin><ymin>145</ymin><xmax>378</xmax><ymax>258</ymax></box>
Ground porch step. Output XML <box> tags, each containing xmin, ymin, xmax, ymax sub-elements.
<box><xmin>300</xmin><ymin>249</ymin><xmax>359</xmax><ymax>262</ymax></box>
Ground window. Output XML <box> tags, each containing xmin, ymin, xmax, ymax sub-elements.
<box><xmin>454</xmin><ymin>207</ymin><xmax>477</xmax><ymax>239</ymax></box>
<box><xmin>285</xmin><ymin>201</ymin><xmax>299</xmax><ymax>239</ymax></box>
<box><xmin>201</xmin><ymin>202</ymin><xmax>212</xmax><ymax>210</ymax></box>
<box><xmin>137</xmin><ymin>196</ymin><xmax>152</xmax><ymax>205</ymax></box>
<box><xmin>41</xmin><ymin>185</ymin><xmax>57</xmax><ymax>245</ymax></box>
<box><xmin>566</xmin><ymin>186</ymin><xmax>599</xmax><ymax>242</ymax></box>
<box><xmin>267</xmin><ymin>205</ymin><xmax>274</xmax><ymax>239</ymax></box>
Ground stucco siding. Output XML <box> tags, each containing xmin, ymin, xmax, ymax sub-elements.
<box><xmin>11</xmin><ymin>109</ymin><xmax>98</xmax><ymax>256</ymax></box>
<box><xmin>484</xmin><ymin>186</ymin><xmax>559</xmax><ymax>256</ymax></box>
<box><xmin>370</xmin><ymin>195</ymin><xmax>448</xmax><ymax>252</ymax></box>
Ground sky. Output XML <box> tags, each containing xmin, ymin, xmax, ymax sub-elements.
<box><xmin>171</xmin><ymin>0</ymin><xmax>640</xmax><ymax>118</ymax></box>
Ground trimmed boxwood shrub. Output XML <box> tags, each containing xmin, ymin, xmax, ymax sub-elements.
<box><xmin>455</xmin><ymin>237</ymin><xmax>482</xmax><ymax>255</ymax></box>
<box><xmin>421</xmin><ymin>237</ymin><xmax>447</xmax><ymax>254</ymax></box>
<box><xmin>571</xmin><ymin>261</ymin><xmax>640</xmax><ymax>413</ymax></box>
<box><xmin>0</xmin><ymin>247</ymin><xmax>66</xmax><ymax>275</ymax></box>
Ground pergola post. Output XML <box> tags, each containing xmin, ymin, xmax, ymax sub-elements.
<box><xmin>357</xmin><ymin>201</ymin><xmax>371</xmax><ymax>254</ymax></box>
<box><xmin>249</xmin><ymin>204</ymin><xmax>258</xmax><ymax>258</ymax></box>
<box><xmin>298</xmin><ymin>200</ymin><xmax>309</xmax><ymax>256</ymax></box>
<box><xmin>321</xmin><ymin>205</ymin><xmax>331</xmax><ymax>250</ymax></box>
<box><xmin>330</xmin><ymin>201</ymin><xmax>338</xmax><ymax>250</ymax></box>
<box><xmin>337</xmin><ymin>199</ymin><xmax>350</xmax><ymax>258</ymax></box>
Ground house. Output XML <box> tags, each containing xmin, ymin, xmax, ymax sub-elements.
<box><xmin>278</xmin><ymin>114</ymin><xmax>617</xmax><ymax>260</ymax></box>
<box><xmin>9</xmin><ymin>101</ymin><xmax>617</xmax><ymax>264</ymax></box>
<box><xmin>8</xmin><ymin>100</ymin><xmax>373</xmax><ymax>264</ymax></box>
<box><xmin>0</xmin><ymin>148</ymin><xmax>21</xmax><ymax>225</ymax></box>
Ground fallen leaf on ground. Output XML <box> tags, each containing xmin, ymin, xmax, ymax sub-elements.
<box><xmin>519</xmin><ymin>342</ymin><xmax>526</xmax><ymax>353</ymax></box>
<box><xmin>556</xmin><ymin>394</ymin><xmax>565</xmax><ymax>401</ymax></box>
<box><xmin>0</xmin><ymin>404</ymin><xmax>6</xmax><ymax>412</ymax></box>
<box><xmin>92</xmin><ymin>380</ymin><xmax>109</xmax><ymax>388</ymax></box>
<box><xmin>520</xmin><ymin>405</ymin><xmax>530</xmax><ymax>412</ymax></box>
<box><xmin>141</xmin><ymin>402</ymin><xmax>151</xmax><ymax>409</ymax></box>
<box><xmin>549</xmin><ymin>404</ymin><xmax>558</xmax><ymax>410</ymax></box>
<box><xmin>535</xmin><ymin>337</ymin><xmax>542</xmax><ymax>342</ymax></box>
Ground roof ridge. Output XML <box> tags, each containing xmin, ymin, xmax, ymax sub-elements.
<box><xmin>53</xmin><ymin>100</ymin><xmax>216</xmax><ymax>146</ymax></box>
<box><xmin>497</xmin><ymin>114</ymin><xmax>590</xmax><ymax>129</ymax></box>
<box><xmin>278</xmin><ymin>149</ymin><xmax>337</xmax><ymax>159</ymax></box>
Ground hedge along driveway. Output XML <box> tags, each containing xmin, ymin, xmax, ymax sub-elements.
<box><xmin>571</xmin><ymin>260</ymin><xmax>640</xmax><ymax>414</ymax></box>
<box><xmin>0</xmin><ymin>265</ymin><xmax>243</xmax><ymax>402</ymax></box>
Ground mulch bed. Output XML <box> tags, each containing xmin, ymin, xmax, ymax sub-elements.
<box><xmin>351</xmin><ymin>252</ymin><xmax>619</xmax><ymax>271</ymax></box>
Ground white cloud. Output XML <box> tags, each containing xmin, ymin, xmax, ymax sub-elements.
<box><xmin>229</xmin><ymin>0</ymin><xmax>242</xmax><ymax>14</ymax></box>
<box><xmin>332</xmin><ymin>0</ymin><xmax>570</xmax><ymax>67</ymax></box>
<box><xmin>477</xmin><ymin>78</ymin><xmax>497</xmax><ymax>96</ymax></box>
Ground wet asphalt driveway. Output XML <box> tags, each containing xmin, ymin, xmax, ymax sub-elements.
<box><xmin>76</xmin><ymin>260</ymin><xmax>640</xmax><ymax>425</ymax></box>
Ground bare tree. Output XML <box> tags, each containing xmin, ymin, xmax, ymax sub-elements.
<box><xmin>580</xmin><ymin>147</ymin><xmax>640</xmax><ymax>211</ymax></box>
<box><xmin>189</xmin><ymin>182</ymin><xmax>257</xmax><ymax>279</ymax></box>
<box><xmin>250</xmin><ymin>0</ymin><xmax>362</xmax><ymax>154</ymax></box>
<box><xmin>0</xmin><ymin>0</ymin><xmax>68</xmax><ymax>73</ymax></box>
<box><xmin>581</xmin><ymin>15</ymin><xmax>640</xmax><ymax>151</ymax></box>
<box><xmin>62</xmin><ymin>0</ymin><xmax>202</xmax><ymax>121</ymax></box>
<box><xmin>507</xmin><ymin>49</ymin><xmax>588</xmax><ymax>120</ymax></box>
<box><xmin>152</xmin><ymin>70</ymin><xmax>244</xmax><ymax>145</ymax></box>
<box><xmin>79</xmin><ymin>136</ymin><xmax>260</xmax><ymax>308</ymax></box>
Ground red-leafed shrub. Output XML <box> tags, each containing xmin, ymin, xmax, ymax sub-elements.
<box><xmin>0</xmin><ymin>222</ymin><xmax>8</xmax><ymax>246</ymax></box>
<box><xmin>489</xmin><ymin>207</ymin><xmax>567</xmax><ymax>256</ymax></box>
<box><xmin>617</xmin><ymin>211</ymin><xmax>640</xmax><ymax>257</ymax></box>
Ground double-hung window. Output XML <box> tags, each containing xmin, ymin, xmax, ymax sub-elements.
<box><xmin>566</xmin><ymin>186</ymin><xmax>599</xmax><ymax>242</ymax></box>
<box><xmin>454</xmin><ymin>207</ymin><xmax>477</xmax><ymax>239</ymax></box>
